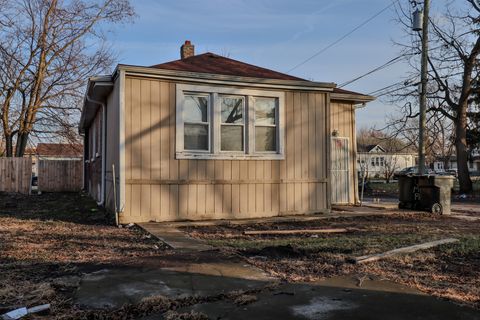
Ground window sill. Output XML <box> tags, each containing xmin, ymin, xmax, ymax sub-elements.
<box><xmin>176</xmin><ymin>152</ymin><xmax>284</xmax><ymax>160</ymax></box>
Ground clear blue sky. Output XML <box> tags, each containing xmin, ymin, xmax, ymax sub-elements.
<box><xmin>107</xmin><ymin>0</ymin><xmax>415</xmax><ymax>129</ymax></box>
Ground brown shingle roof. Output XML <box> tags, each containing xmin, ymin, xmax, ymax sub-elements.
<box><xmin>36</xmin><ymin>143</ymin><xmax>83</xmax><ymax>158</ymax></box>
<box><xmin>151</xmin><ymin>52</ymin><xmax>305</xmax><ymax>81</ymax></box>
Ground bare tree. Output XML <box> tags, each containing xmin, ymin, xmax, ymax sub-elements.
<box><xmin>0</xmin><ymin>0</ymin><xmax>135</xmax><ymax>157</ymax></box>
<box><xmin>383</xmin><ymin>156</ymin><xmax>399</xmax><ymax>183</ymax></box>
<box><xmin>384</xmin><ymin>1</ymin><xmax>480</xmax><ymax>193</ymax></box>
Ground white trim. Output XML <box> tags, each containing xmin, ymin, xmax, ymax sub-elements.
<box><xmin>176</xmin><ymin>83</ymin><xmax>285</xmax><ymax>160</ymax></box>
<box><xmin>119</xmin><ymin>69</ymin><xmax>126</xmax><ymax>213</ymax></box>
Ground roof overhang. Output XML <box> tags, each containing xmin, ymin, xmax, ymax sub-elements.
<box><xmin>115</xmin><ymin>64</ymin><xmax>336</xmax><ymax>92</ymax></box>
<box><xmin>79</xmin><ymin>75</ymin><xmax>113</xmax><ymax>134</ymax></box>
<box><xmin>331</xmin><ymin>92</ymin><xmax>376</xmax><ymax>104</ymax></box>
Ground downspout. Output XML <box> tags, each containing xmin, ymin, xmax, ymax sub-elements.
<box><xmin>86</xmin><ymin>96</ymin><xmax>106</xmax><ymax>206</ymax></box>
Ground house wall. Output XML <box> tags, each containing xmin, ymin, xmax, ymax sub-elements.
<box><xmin>86</xmin><ymin>108</ymin><xmax>103</xmax><ymax>202</ymax></box>
<box><xmin>105</xmin><ymin>79</ymin><xmax>121</xmax><ymax>212</ymax></box>
<box><xmin>330</xmin><ymin>100</ymin><xmax>356</xmax><ymax>204</ymax></box>
<box><xmin>121</xmin><ymin>76</ymin><xmax>330</xmax><ymax>223</ymax></box>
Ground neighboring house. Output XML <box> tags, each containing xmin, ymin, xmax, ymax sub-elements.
<box><xmin>32</xmin><ymin>143</ymin><xmax>83</xmax><ymax>175</ymax></box>
<box><xmin>79</xmin><ymin>41</ymin><xmax>374</xmax><ymax>223</ymax></box>
<box><xmin>357</xmin><ymin>144</ymin><xmax>417</xmax><ymax>178</ymax></box>
<box><xmin>433</xmin><ymin>153</ymin><xmax>480</xmax><ymax>173</ymax></box>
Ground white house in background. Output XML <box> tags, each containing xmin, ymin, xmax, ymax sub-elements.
<box><xmin>433</xmin><ymin>149</ymin><xmax>480</xmax><ymax>173</ymax></box>
<box><xmin>357</xmin><ymin>144</ymin><xmax>417</xmax><ymax>178</ymax></box>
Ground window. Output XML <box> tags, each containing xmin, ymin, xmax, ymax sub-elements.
<box><xmin>183</xmin><ymin>94</ymin><xmax>210</xmax><ymax>151</ymax></box>
<box><xmin>254</xmin><ymin>97</ymin><xmax>277</xmax><ymax>152</ymax></box>
<box><xmin>176</xmin><ymin>84</ymin><xmax>284</xmax><ymax>159</ymax></box>
<box><xmin>220</xmin><ymin>95</ymin><xmax>244</xmax><ymax>152</ymax></box>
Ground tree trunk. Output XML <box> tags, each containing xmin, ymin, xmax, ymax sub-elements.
<box><xmin>4</xmin><ymin>133</ymin><xmax>13</xmax><ymax>157</ymax></box>
<box><xmin>15</xmin><ymin>132</ymin><xmax>29</xmax><ymax>157</ymax></box>
<box><xmin>455</xmin><ymin>103</ymin><xmax>473</xmax><ymax>193</ymax></box>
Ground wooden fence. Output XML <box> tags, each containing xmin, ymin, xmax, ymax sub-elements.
<box><xmin>38</xmin><ymin>160</ymin><xmax>83</xmax><ymax>192</ymax></box>
<box><xmin>0</xmin><ymin>157</ymin><xmax>32</xmax><ymax>194</ymax></box>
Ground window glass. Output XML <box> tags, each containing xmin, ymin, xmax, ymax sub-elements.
<box><xmin>221</xmin><ymin>126</ymin><xmax>244</xmax><ymax>151</ymax></box>
<box><xmin>254</xmin><ymin>97</ymin><xmax>277</xmax><ymax>152</ymax></box>
<box><xmin>221</xmin><ymin>96</ymin><xmax>244</xmax><ymax>124</ymax></box>
<box><xmin>254</xmin><ymin>97</ymin><xmax>276</xmax><ymax>125</ymax></box>
<box><xmin>184</xmin><ymin>124</ymin><xmax>208</xmax><ymax>150</ymax></box>
<box><xmin>184</xmin><ymin>94</ymin><xmax>209</xmax><ymax>151</ymax></box>
<box><xmin>221</xmin><ymin>96</ymin><xmax>244</xmax><ymax>151</ymax></box>
<box><xmin>255</xmin><ymin>127</ymin><xmax>276</xmax><ymax>152</ymax></box>
<box><xmin>184</xmin><ymin>95</ymin><xmax>208</xmax><ymax>122</ymax></box>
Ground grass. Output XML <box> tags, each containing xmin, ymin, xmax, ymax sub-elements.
<box><xmin>367</xmin><ymin>181</ymin><xmax>400</xmax><ymax>195</ymax></box>
<box><xmin>206</xmin><ymin>233</ymin><xmax>436</xmax><ymax>256</ymax></box>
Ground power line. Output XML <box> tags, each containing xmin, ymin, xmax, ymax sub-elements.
<box><xmin>338</xmin><ymin>54</ymin><xmax>406</xmax><ymax>88</ymax></box>
<box><xmin>368</xmin><ymin>79</ymin><xmax>418</xmax><ymax>98</ymax></box>
<box><xmin>286</xmin><ymin>1</ymin><xmax>398</xmax><ymax>74</ymax></box>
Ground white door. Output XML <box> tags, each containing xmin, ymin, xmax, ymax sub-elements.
<box><xmin>331</xmin><ymin>137</ymin><xmax>350</xmax><ymax>204</ymax></box>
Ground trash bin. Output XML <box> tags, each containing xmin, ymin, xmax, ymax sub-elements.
<box><xmin>417</xmin><ymin>175</ymin><xmax>454</xmax><ymax>215</ymax></box>
<box><xmin>398</xmin><ymin>175</ymin><xmax>418</xmax><ymax>209</ymax></box>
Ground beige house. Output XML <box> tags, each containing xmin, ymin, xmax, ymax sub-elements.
<box><xmin>79</xmin><ymin>41</ymin><xmax>374</xmax><ymax>223</ymax></box>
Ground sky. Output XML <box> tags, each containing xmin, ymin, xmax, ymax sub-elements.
<box><xmin>106</xmin><ymin>0</ymin><xmax>421</xmax><ymax>129</ymax></box>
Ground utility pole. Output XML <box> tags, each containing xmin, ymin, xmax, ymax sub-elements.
<box><xmin>418</xmin><ymin>0</ymin><xmax>429</xmax><ymax>175</ymax></box>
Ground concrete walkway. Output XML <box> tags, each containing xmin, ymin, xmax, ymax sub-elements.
<box><xmin>138</xmin><ymin>222</ymin><xmax>213</xmax><ymax>251</ymax></box>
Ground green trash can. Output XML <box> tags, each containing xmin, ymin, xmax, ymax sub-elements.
<box><xmin>417</xmin><ymin>175</ymin><xmax>454</xmax><ymax>214</ymax></box>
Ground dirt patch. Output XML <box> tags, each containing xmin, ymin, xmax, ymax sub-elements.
<box><xmin>182</xmin><ymin>212</ymin><xmax>480</xmax><ymax>309</ymax></box>
<box><xmin>0</xmin><ymin>192</ymin><xmax>168</xmax><ymax>318</ymax></box>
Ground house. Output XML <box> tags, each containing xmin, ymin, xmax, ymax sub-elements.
<box><xmin>433</xmin><ymin>152</ymin><xmax>480</xmax><ymax>173</ymax></box>
<box><xmin>79</xmin><ymin>41</ymin><xmax>374</xmax><ymax>223</ymax></box>
<box><xmin>357</xmin><ymin>144</ymin><xmax>417</xmax><ymax>178</ymax></box>
<box><xmin>31</xmin><ymin>143</ymin><xmax>83</xmax><ymax>176</ymax></box>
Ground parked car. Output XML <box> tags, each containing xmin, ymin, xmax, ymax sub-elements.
<box><xmin>445</xmin><ymin>169</ymin><xmax>458</xmax><ymax>177</ymax></box>
<box><xmin>393</xmin><ymin>166</ymin><xmax>434</xmax><ymax>179</ymax></box>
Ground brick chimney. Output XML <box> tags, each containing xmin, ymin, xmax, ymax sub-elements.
<box><xmin>180</xmin><ymin>40</ymin><xmax>194</xmax><ymax>59</ymax></box>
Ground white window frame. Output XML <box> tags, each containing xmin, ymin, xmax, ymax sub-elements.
<box><xmin>176</xmin><ymin>84</ymin><xmax>285</xmax><ymax>160</ymax></box>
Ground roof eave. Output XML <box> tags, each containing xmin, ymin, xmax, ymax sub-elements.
<box><xmin>79</xmin><ymin>75</ymin><xmax>113</xmax><ymax>134</ymax></box>
<box><xmin>116</xmin><ymin>64</ymin><xmax>336</xmax><ymax>91</ymax></box>
<box><xmin>331</xmin><ymin>92</ymin><xmax>376</xmax><ymax>103</ymax></box>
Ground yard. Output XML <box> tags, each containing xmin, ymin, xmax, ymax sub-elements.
<box><xmin>0</xmin><ymin>192</ymin><xmax>168</xmax><ymax>318</ymax></box>
<box><xmin>1</xmin><ymin>192</ymin><xmax>479</xmax><ymax>319</ymax></box>
<box><xmin>182</xmin><ymin>212</ymin><xmax>480</xmax><ymax>309</ymax></box>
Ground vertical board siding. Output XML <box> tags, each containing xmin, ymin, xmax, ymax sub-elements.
<box><xmin>105</xmin><ymin>79</ymin><xmax>120</xmax><ymax>212</ymax></box>
<box><xmin>0</xmin><ymin>157</ymin><xmax>32</xmax><ymax>194</ymax></box>
<box><xmin>38</xmin><ymin>160</ymin><xmax>82</xmax><ymax>192</ymax></box>
<box><xmin>122</xmin><ymin>76</ymin><xmax>330</xmax><ymax>222</ymax></box>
